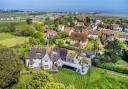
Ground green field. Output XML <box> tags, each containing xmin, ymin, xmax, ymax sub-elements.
<box><xmin>0</xmin><ymin>21</ymin><xmax>26</xmax><ymax>27</ymax></box>
<box><xmin>0</xmin><ymin>33</ymin><xmax>15</xmax><ymax>41</ymax></box>
<box><xmin>0</xmin><ymin>33</ymin><xmax>29</xmax><ymax>47</ymax></box>
<box><xmin>11</xmin><ymin>67</ymin><xmax>128</xmax><ymax>89</ymax></box>
<box><xmin>0</xmin><ymin>37</ymin><xmax>29</xmax><ymax>47</ymax></box>
<box><xmin>51</xmin><ymin>68</ymin><xmax>128</xmax><ymax>89</ymax></box>
<box><xmin>0</xmin><ymin>12</ymin><xmax>29</xmax><ymax>17</ymax></box>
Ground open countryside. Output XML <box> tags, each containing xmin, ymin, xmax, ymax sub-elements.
<box><xmin>0</xmin><ymin>0</ymin><xmax>128</xmax><ymax>89</ymax></box>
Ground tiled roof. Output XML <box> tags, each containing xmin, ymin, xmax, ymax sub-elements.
<box><xmin>70</xmin><ymin>31</ymin><xmax>88</xmax><ymax>41</ymax></box>
<box><xmin>25</xmin><ymin>48</ymin><xmax>46</xmax><ymax>59</ymax></box>
<box><xmin>64</xmin><ymin>27</ymin><xmax>75</xmax><ymax>33</ymax></box>
<box><xmin>89</xmin><ymin>30</ymin><xmax>99</xmax><ymax>35</ymax></box>
<box><xmin>101</xmin><ymin>29</ymin><xmax>113</xmax><ymax>35</ymax></box>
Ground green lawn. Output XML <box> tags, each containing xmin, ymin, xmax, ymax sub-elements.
<box><xmin>10</xmin><ymin>67</ymin><xmax>128</xmax><ymax>89</ymax></box>
<box><xmin>0</xmin><ymin>33</ymin><xmax>15</xmax><ymax>41</ymax></box>
<box><xmin>116</xmin><ymin>60</ymin><xmax>128</xmax><ymax>67</ymax></box>
<box><xmin>51</xmin><ymin>68</ymin><xmax>128</xmax><ymax>89</ymax></box>
<box><xmin>0</xmin><ymin>37</ymin><xmax>29</xmax><ymax>47</ymax></box>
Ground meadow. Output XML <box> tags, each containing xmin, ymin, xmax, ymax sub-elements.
<box><xmin>0</xmin><ymin>33</ymin><xmax>29</xmax><ymax>47</ymax></box>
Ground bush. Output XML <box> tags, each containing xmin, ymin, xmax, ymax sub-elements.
<box><xmin>96</xmin><ymin>62</ymin><xmax>128</xmax><ymax>74</ymax></box>
<box><xmin>60</xmin><ymin>45</ymin><xmax>76</xmax><ymax>50</ymax></box>
<box><xmin>0</xmin><ymin>48</ymin><xmax>20</xmax><ymax>88</ymax></box>
<box><xmin>16</xmin><ymin>26</ymin><xmax>35</xmax><ymax>36</ymax></box>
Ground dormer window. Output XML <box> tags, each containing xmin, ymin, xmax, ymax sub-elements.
<box><xmin>36</xmin><ymin>52</ymin><xmax>41</xmax><ymax>57</ymax></box>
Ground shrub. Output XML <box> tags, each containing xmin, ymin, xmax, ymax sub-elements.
<box><xmin>60</xmin><ymin>45</ymin><xmax>76</xmax><ymax>50</ymax></box>
<box><xmin>96</xmin><ymin>62</ymin><xmax>128</xmax><ymax>74</ymax></box>
<box><xmin>0</xmin><ymin>48</ymin><xmax>20</xmax><ymax>88</ymax></box>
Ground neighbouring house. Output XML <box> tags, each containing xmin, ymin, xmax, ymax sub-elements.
<box><xmin>88</xmin><ymin>30</ymin><xmax>99</xmax><ymax>39</ymax></box>
<box><xmin>64</xmin><ymin>27</ymin><xmax>75</xmax><ymax>35</ymax></box>
<box><xmin>95</xmin><ymin>19</ymin><xmax>101</xmax><ymax>25</ymax></box>
<box><xmin>44</xmin><ymin>29</ymin><xmax>57</xmax><ymax>39</ymax></box>
<box><xmin>101</xmin><ymin>29</ymin><xmax>114</xmax><ymax>44</ymax></box>
<box><xmin>58</xmin><ymin>25</ymin><xmax>65</xmax><ymax>31</ymax></box>
<box><xmin>85</xmin><ymin>51</ymin><xmax>96</xmax><ymax>59</ymax></box>
<box><xmin>111</xmin><ymin>24</ymin><xmax>122</xmax><ymax>32</ymax></box>
<box><xmin>117</xmin><ymin>34</ymin><xmax>128</xmax><ymax>42</ymax></box>
<box><xmin>25</xmin><ymin>47</ymin><xmax>60</xmax><ymax>71</ymax></box>
<box><xmin>73</xmin><ymin>20</ymin><xmax>78</xmax><ymax>25</ymax></box>
<box><xmin>70</xmin><ymin>31</ymin><xmax>88</xmax><ymax>49</ymax></box>
<box><xmin>76</xmin><ymin>22</ymin><xmax>85</xmax><ymax>27</ymax></box>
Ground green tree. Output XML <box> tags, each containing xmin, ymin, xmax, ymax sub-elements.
<box><xmin>8</xmin><ymin>22</ymin><xmax>16</xmax><ymax>32</ymax></box>
<box><xmin>59</xmin><ymin>31</ymin><xmax>68</xmax><ymax>38</ymax></box>
<box><xmin>26</xmin><ymin>18</ymin><xmax>33</xmax><ymax>24</ymax></box>
<box><xmin>33</xmin><ymin>22</ymin><xmax>44</xmax><ymax>31</ymax></box>
<box><xmin>16</xmin><ymin>26</ymin><xmax>35</xmax><ymax>36</ymax></box>
<box><xmin>26</xmin><ymin>71</ymin><xmax>53</xmax><ymax>89</ymax></box>
<box><xmin>0</xmin><ymin>48</ymin><xmax>20</xmax><ymax>88</ymax></box>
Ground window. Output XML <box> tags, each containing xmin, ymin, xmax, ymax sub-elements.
<box><xmin>45</xmin><ymin>60</ymin><xmax>48</xmax><ymax>62</ymax></box>
<box><xmin>44</xmin><ymin>65</ymin><xmax>49</xmax><ymax>68</ymax></box>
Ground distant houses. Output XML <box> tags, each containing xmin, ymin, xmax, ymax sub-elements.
<box><xmin>88</xmin><ymin>30</ymin><xmax>99</xmax><ymax>39</ymax></box>
<box><xmin>117</xmin><ymin>34</ymin><xmax>128</xmax><ymax>42</ymax></box>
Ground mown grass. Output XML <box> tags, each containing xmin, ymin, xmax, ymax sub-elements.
<box><xmin>10</xmin><ymin>67</ymin><xmax>128</xmax><ymax>89</ymax></box>
<box><xmin>0</xmin><ymin>37</ymin><xmax>29</xmax><ymax>47</ymax></box>
<box><xmin>51</xmin><ymin>68</ymin><xmax>128</xmax><ymax>89</ymax></box>
<box><xmin>0</xmin><ymin>33</ymin><xmax>16</xmax><ymax>41</ymax></box>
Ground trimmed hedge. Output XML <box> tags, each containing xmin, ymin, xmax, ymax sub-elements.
<box><xmin>60</xmin><ymin>45</ymin><xmax>76</xmax><ymax>50</ymax></box>
<box><xmin>96</xmin><ymin>62</ymin><xmax>128</xmax><ymax>74</ymax></box>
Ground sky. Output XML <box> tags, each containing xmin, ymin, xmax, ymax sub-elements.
<box><xmin>0</xmin><ymin>0</ymin><xmax>128</xmax><ymax>12</ymax></box>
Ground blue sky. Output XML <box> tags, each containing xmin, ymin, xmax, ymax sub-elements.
<box><xmin>0</xmin><ymin>0</ymin><xmax>128</xmax><ymax>12</ymax></box>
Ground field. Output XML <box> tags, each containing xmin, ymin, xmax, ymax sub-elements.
<box><xmin>0</xmin><ymin>33</ymin><xmax>29</xmax><ymax>47</ymax></box>
<box><xmin>0</xmin><ymin>21</ymin><xmax>26</xmax><ymax>28</ymax></box>
<box><xmin>51</xmin><ymin>68</ymin><xmax>128</xmax><ymax>89</ymax></box>
<box><xmin>11</xmin><ymin>67</ymin><xmax>128</xmax><ymax>89</ymax></box>
<box><xmin>0</xmin><ymin>33</ymin><xmax>15</xmax><ymax>41</ymax></box>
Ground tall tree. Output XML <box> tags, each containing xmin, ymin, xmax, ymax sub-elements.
<box><xmin>0</xmin><ymin>48</ymin><xmax>20</xmax><ymax>88</ymax></box>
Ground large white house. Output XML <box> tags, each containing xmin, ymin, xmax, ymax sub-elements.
<box><xmin>25</xmin><ymin>47</ymin><xmax>61</xmax><ymax>70</ymax></box>
<box><xmin>25</xmin><ymin>47</ymin><xmax>90</xmax><ymax>74</ymax></box>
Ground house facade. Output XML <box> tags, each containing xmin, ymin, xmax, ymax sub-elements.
<box><xmin>25</xmin><ymin>47</ymin><xmax>60</xmax><ymax>70</ymax></box>
<box><xmin>88</xmin><ymin>30</ymin><xmax>99</xmax><ymax>39</ymax></box>
<box><xmin>101</xmin><ymin>29</ymin><xmax>114</xmax><ymax>44</ymax></box>
<box><xmin>117</xmin><ymin>34</ymin><xmax>128</xmax><ymax>42</ymax></box>
<box><xmin>25</xmin><ymin>47</ymin><xmax>90</xmax><ymax>74</ymax></box>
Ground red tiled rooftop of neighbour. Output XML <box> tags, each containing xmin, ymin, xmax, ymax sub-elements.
<box><xmin>101</xmin><ymin>29</ymin><xmax>113</xmax><ymax>35</ymax></box>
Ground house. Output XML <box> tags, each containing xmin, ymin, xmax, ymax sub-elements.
<box><xmin>85</xmin><ymin>51</ymin><xmax>96</xmax><ymax>59</ymax></box>
<box><xmin>58</xmin><ymin>25</ymin><xmax>65</xmax><ymax>31</ymax></box>
<box><xmin>117</xmin><ymin>34</ymin><xmax>128</xmax><ymax>42</ymax></box>
<box><xmin>25</xmin><ymin>47</ymin><xmax>61</xmax><ymax>70</ymax></box>
<box><xmin>111</xmin><ymin>24</ymin><xmax>122</xmax><ymax>32</ymax></box>
<box><xmin>101</xmin><ymin>29</ymin><xmax>114</xmax><ymax>43</ymax></box>
<box><xmin>64</xmin><ymin>27</ymin><xmax>75</xmax><ymax>35</ymax></box>
<box><xmin>25</xmin><ymin>47</ymin><xmax>90</xmax><ymax>75</ymax></box>
<box><xmin>76</xmin><ymin>22</ymin><xmax>85</xmax><ymax>27</ymax></box>
<box><xmin>44</xmin><ymin>29</ymin><xmax>57</xmax><ymax>39</ymax></box>
<box><xmin>88</xmin><ymin>30</ymin><xmax>99</xmax><ymax>39</ymax></box>
<box><xmin>70</xmin><ymin>31</ymin><xmax>88</xmax><ymax>48</ymax></box>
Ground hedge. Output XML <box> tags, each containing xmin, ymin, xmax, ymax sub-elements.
<box><xmin>96</xmin><ymin>62</ymin><xmax>128</xmax><ymax>74</ymax></box>
<box><xmin>59</xmin><ymin>45</ymin><xmax>76</xmax><ymax>50</ymax></box>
